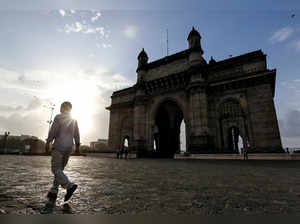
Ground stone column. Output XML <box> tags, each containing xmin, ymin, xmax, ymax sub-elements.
<box><xmin>188</xmin><ymin>80</ymin><xmax>209</xmax><ymax>152</ymax></box>
<box><xmin>107</xmin><ymin>109</ymin><xmax>121</xmax><ymax>151</ymax></box>
<box><xmin>132</xmin><ymin>88</ymin><xmax>147</xmax><ymax>156</ymax></box>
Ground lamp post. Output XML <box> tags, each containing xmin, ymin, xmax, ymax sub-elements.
<box><xmin>3</xmin><ymin>131</ymin><xmax>10</xmax><ymax>154</ymax></box>
<box><xmin>43</xmin><ymin>102</ymin><xmax>55</xmax><ymax>154</ymax></box>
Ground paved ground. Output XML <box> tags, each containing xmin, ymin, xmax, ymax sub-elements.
<box><xmin>1</xmin><ymin>155</ymin><xmax>300</xmax><ymax>215</ymax></box>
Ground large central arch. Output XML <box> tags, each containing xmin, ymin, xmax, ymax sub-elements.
<box><xmin>154</xmin><ymin>100</ymin><xmax>184</xmax><ymax>157</ymax></box>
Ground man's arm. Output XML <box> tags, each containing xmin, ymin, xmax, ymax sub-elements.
<box><xmin>46</xmin><ymin>116</ymin><xmax>59</xmax><ymax>144</ymax></box>
<box><xmin>45</xmin><ymin>115</ymin><xmax>59</xmax><ymax>152</ymax></box>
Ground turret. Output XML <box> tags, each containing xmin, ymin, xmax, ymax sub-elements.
<box><xmin>136</xmin><ymin>48</ymin><xmax>148</xmax><ymax>83</ymax></box>
<box><xmin>187</xmin><ymin>27</ymin><xmax>203</xmax><ymax>54</ymax></box>
<box><xmin>187</xmin><ymin>27</ymin><xmax>206</xmax><ymax>66</ymax></box>
<box><xmin>137</xmin><ymin>48</ymin><xmax>148</xmax><ymax>71</ymax></box>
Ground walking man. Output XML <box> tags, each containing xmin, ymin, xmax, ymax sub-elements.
<box><xmin>45</xmin><ymin>101</ymin><xmax>80</xmax><ymax>203</ymax></box>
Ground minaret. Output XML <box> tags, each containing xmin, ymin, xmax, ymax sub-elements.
<box><xmin>187</xmin><ymin>27</ymin><xmax>206</xmax><ymax>66</ymax></box>
<box><xmin>136</xmin><ymin>48</ymin><xmax>148</xmax><ymax>83</ymax></box>
<box><xmin>133</xmin><ymin>49</ymin><xmax>148</xmax><ymax>153</ymax></box>
<box><xmin>187</xmin><ymin>27</ymin><xmax>209</xmax><ymax>152</ymax></box>
<box><xmin>187</xmin><ymin>27</ymin><xmax>203</xmax><ymax>52</ymax></box>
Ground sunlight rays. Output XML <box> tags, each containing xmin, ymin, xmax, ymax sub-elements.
<box><xmin>52</xmin><ymin>80</ymin><xmax>98</xmax><ymax>135</ymax></box>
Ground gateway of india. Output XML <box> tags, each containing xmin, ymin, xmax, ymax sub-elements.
<box><xmin>106</xmin><ymin>27</ymin><xmax>282</xmax><ymax>157</ymax></box>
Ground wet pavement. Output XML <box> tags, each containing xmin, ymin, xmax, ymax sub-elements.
<box><xmin>1</xmin><ymin>155</ymin><xmax>300</xmax><ymax>215</ymax></box>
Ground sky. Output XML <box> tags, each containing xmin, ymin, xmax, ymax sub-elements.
<box><xmin>0</xmin><ymin>0</ymin><xmax>300</xmax><ymax>147</ymax></box>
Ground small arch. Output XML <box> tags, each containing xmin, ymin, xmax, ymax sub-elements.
<box><xmin>227</xmin><ymin>126</ymin><xmax>240</xmax><ymax>153</ymax></box>
<box><xmin>238</xmin><ymin>135</ymin><xmax>244</xmax><ymax>154</ymax></box>
<box><xmin>180</xmin><ymin>119</ymin><xmax>186</xmax><ymax>152</ymax></box>
<box><xmin>124</xmin><ymin>138</ymin><xmax>129</xmax><ymax>147</ymax></box>
<box><xmin>120</xmin><ymin>135</ymin><xmax>130</xmax><ymax>159</ymax></box>
<box><xmin>120</xmin><ymin>116</ymin><xmax>133</xmax><ymax>151</ymax></box>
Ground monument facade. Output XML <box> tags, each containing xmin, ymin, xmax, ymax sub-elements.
<box><xmin>106</xmin><ymin>27</ymin><xmax>282</xmax><ymax>157</ymax></box>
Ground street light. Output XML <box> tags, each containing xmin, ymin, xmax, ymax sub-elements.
<box><xmin>43</xmin><ymin>102</ymin><xmax>55</xmax><ymax>154</ymax></box>
<box><xmin>3</xmin><ymin>131</ymin><xmax>10</xmax><ymax>154</ymax></box>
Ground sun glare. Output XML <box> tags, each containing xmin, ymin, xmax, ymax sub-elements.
<box><xmin>53</xmin><ymin>80</ymin><xmax>98</xmax><ymax>135</ymax></box>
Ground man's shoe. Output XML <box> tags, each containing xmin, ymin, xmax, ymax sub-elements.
<box><xmin>64</xmin><ymin>184</ymin><xmax>77</xmax><ymax>202</ymax></box>
<box><xmin>47</xmin><ymin>192</ymin><xmax>57</xmax><ymax>201</ymax></box>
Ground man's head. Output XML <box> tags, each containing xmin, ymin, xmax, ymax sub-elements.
<box><xmin>60</xmin><ymin>101</ymin><xmax>72</xmax><ymax>113</ymax></box>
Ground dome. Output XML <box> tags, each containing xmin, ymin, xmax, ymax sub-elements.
<box><xmin>138</xmin><ymin>48</ymin><xmax>148</xmax><ymax>60</ymax></box>
<box><xmin>187</xmin><ymin>27</ymin><xmax>201</xmax><ymax>40</ymax></box>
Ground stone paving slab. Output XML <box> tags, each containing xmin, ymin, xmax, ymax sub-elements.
<box><xmin>1</xmin><ymin>155</ymin><xmax>300</xmax><ymax>215</ymax></box>
<box><xmin>175</xmin><ymin>153</ymin><xmax>300</xmax><ymax>160</ymax></box>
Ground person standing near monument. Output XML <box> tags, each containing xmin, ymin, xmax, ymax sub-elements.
<box><xmin>45</xmin><ymin>101</ymin><xmax>80</xmax><ymax>203</ymax></box>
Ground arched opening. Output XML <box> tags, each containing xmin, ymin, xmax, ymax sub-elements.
<box><xmin>154</xmin><ymin>100</ymin><xmax>184</xmax><ymax>157</ymax></box>
<box><xmin>120</xmin><ymin>136</ymin><xmax>129</xmax><ymax>159</ymax></box>
<box><xmin>238</xmin><ymin>135</ymin><xmax>243</xmax><ymax>154</ymax></box>
<box><xmin>120</xmin><ymin>116</ymin><xmax>133</xmax><ymax>152</ymax></box>
<box><xmin>153</xmin><ymin>125</ymin><xmax>159</xmax><ymax>151</ymax></box>
<box><xmin>219</xmin><ymin>99</ymin><xmax>248</xmax><ymax>153</ymax></box>
<box><xmin>121</xmin><ymin>136</ymin><xmax>129</xmax><ymax>152</ymax></box>
<box><xmin>180</xmin><ymin>120</ymin><xmax>186</xmax><ymax>152</ymax></box>
<box><xmin>227</xmin><ymin>126</ymin><xmax>239</xmax><ymax>153</ymax></box>
<box><xmin>123</xmin><ymin>137</ymin><xmax>129</xmax><ymax>148</ymax></box>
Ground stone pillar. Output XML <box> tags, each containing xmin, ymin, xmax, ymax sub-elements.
<box><xmin>107</xmin><ymin>110</ymin><xmax>121</xmax><ymax>151</ymax></box>
<box><xmin>188</xmin><ymin>78</ymin><xmax>209</xmax><ymax>153</ymax></box>
<box><xmin>132</xmin><ymin>88</ymin><xmax>147</xmax><ymax>156</ymax></box>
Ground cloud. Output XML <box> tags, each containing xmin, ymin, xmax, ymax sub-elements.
<box><xmin>281</xmin><ymin>137</ymin><xmax>300</xmax><ymax>148</ymax></box>
<box><xmin>295</xmin><ymin>40</ymin><xmax>300</xmax><ymax>51</ymax></box>
<box><xmin>270</xmin><ymin>26</ymin><xmax>294</xmax><ymax>43</ymax></box>
<box><xmin>59</xmin><ymin>9</ymin><xmax>66</xmax><ymax>17</ymax></box>
<box><xmin>84</xmin><ymin>27</ymin><xmax>105</xmax><ymax>35</ymax></box>
<box><xmin>0</xmin><ymin>105</ymin><xmax>23</xmax><ymax>112</ymax></box>
<box><xmin>279</xmin><ymin>110</ymin><xmax>300</xmax><ymax>138</ymax></box>
<box><xmin>61</xmin><ymin>21</ymin><xmax>107</xmax><ymax>37</ymax></box>
<box><xmin>0</xmin><ymin>112</ymin><xmax>48</xmax><ymax>138</ymax></box>
<box><xmin>64</xmin><ymin>22</ymin><xmax>83</xmax><ymax>33</ymax></box>
<box><xmin>0</xmin><ymin>68</ymin><xmax>48</xmax><ymax>94</ymax></box>
<box><xmin>91</xmin><ymin>12</ymin><xmax>101</xmax><ymax>23</ymax></box>
<box><xmin>102</xmin><ymin>43</ymin><xmax>112</xmax><ymax>48</ymax></box>
<box><xmin>280</xmin><ymin>79</ymin><xmax>300</xmax><ymax>92</ymax></box>
<box><xmin>277</xmin><ymin>109</ymin><xmax>300</xmax><ymax>147</ymax></box>
<box><xmin>0</xmin><ymin>96</ymin><xmax>49</xmax><ymax>138</ymax></box>
<box><xmin>56</xmin><ymin>10</ymin><xmax>110</xmax><ymax>49</ymax></box>
<box><xmin>124</xmin><ymin>25</ymin><xmax>138</xmax><ymax>39</ymax></box>
<box><xmin>0</xmin><ymin>97</ymin><xmax>44</xmax><ymax>114</ymax></box>
<box><xmin>0</xmin><ymin>66</ymin><xmax>133</xmax><ymax>144</ymax></box>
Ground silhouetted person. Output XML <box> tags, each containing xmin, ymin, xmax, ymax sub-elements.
<box><xmin>286</xmin><ymin>147</ymin><xmax>289</xmax><ymax>154</ymax></box>
<box><xmin>124</xmin><ymin>147</ymin><xmax>128</xmax><ymax>159</ymax></box>
<box><xmin>120</xmin><ymin>147</ymin><xmax>124</xmax><ymax>159</ymax></box>
<box><xmin>243</xmin><ymin>147</ymin><xmax>248</xmax><ymax>160</ymax></box>
<box><xmin>45</xmin><ymin>101</ymin><xmax>80</xmax><ymax>203</ymax></box>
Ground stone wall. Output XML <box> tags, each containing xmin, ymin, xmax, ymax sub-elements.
<box><xmin>144</xmin><ymin>58</ymin><xmax>190</xmax><ymax>82</ymax></box>
<box><xmin>247</xmin><ymin>84</ymin><xmax>282</xmax><ymax>151</ymax></box>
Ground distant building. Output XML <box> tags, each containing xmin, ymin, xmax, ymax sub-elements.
<box><xmin>0</xmin><ymin>134</ymin><xmax>45</xmax><ymax>154</ymax></box>
<box><xmin>90</xmin><ymin>139</ymin><xmax>108</xmax><ymax>149</ymax></box>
